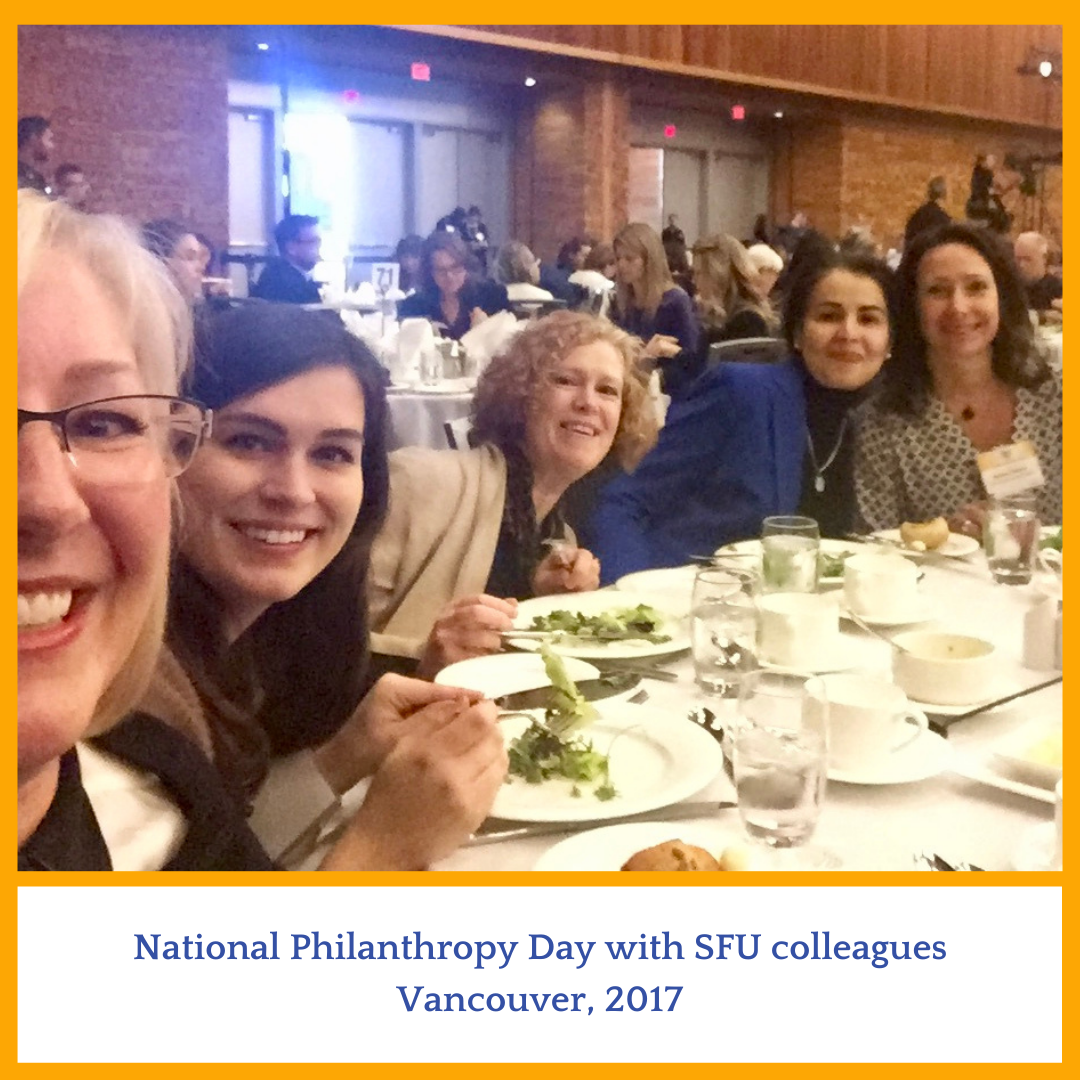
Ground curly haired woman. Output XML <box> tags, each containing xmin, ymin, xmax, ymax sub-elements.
<box><xmin>368</xmin><ymin>311</ymin><xmax>658</xmax><ymax>676</ymax></box>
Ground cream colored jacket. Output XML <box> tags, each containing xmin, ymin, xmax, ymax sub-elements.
<box><xmin>368</xmin><ymin>445</ymin><xmax>508</xmax><ymax>658</ymax></box>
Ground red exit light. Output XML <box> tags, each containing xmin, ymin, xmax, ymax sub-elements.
<box><xmin>663</xmin><ymin>124</ymin><xmax>677</xmax><ymax>139</ymax></box>
<box><xmin>731</xmin><ymin>104</ymin><xmax>746</xmax><ymax>121</ymax></box>
<box><xmin>411</xmin><ymin>62</ymin><xmax>431</xmax><ymax>82</ymax></box>
<box><xmin>342</xmin><ymin>89</ymin><xmax>361</xmax><ymax>103</ymax></box>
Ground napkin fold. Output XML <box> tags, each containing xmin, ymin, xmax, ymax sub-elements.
<box><xmin>460</xmin><ymin>310</ymin><xmax>523</xmax><ymax>372</ymax></box>
<box><xmin>394</xmin><ymin>318</ymin><xmax>437</xmax><ymax>385</ymax></box>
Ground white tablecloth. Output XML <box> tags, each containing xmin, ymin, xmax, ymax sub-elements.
<box><xmin>386</xmin><ymin>388</ymin><xmax>473</xmax><ymax>450</ymax></box>
<box><xmin>435</xmin><ymin>555</ymin><xmax>1061</xmax><ymax>872</ymax></box>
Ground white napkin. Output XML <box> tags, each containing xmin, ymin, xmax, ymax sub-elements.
<box><xmin>395</xmin><ymin>318</ymin><xmax>436</xmax><ymax>385</ymax></box>
<box><xmin>460</xmin><ymin>310</ymin><xmax>523</xmax><ymax>372</ymax></box>
<box><xmin>353</xmin><ymin>281</ymin><xmax>378</xmax><ymax>305</ymax></box>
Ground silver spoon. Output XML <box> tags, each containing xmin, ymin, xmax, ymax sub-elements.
<box><xmin>844</xmin><ymin>609</ymin><xmax>914</xmax><ymax>654</ymax></box>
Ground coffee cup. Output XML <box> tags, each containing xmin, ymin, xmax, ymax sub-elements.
<box><xmin>844</xmin><ymin>553</ymin><xmax>919</xmax><ymax>619</ymax></box>
<box><xmin>804</xmin><ymin>674</ymin><xmax>928</xmax><ymax>769</ymax></box>
<box><xmin>891</xmin><ymin>630</ymin><xmax>997</xmax><ymax>705</ymax></box>
<box><xmin>758</xmin><ymin>593</ymin><xmax>839</xmax><ymax>669</ymax></box>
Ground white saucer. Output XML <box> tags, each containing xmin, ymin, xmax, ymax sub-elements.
<box><xmin>759</xmin><ymin>642</ymin><xmax>863</xmax><ymax>676</ymax></box>
<box><xmin>905</xmin><ymin>682</ymin><xmax>1012</xmax><ymax>716</ymax></box>
<box><xmin>842</xmin><ymin>598</ymin><xmax>938</xmax><ymax>627</ymax></box>
<box><xmin>828</xmin><ymin>729</ymin><xmax>952</xmax><ymax>785</ymax></box>
<box><xmin>1009</xmin><ymin>822</ymin><xmax>1060</xmax><ymax>871</ymax></box>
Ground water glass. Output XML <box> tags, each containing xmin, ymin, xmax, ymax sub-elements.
<box><xmin>420</xmin><ymin>345</ymin><xmax>443</xmax><ymax>385</ymax></box>
<box><xmin>691</xmin><ymin>567</ymin><xmax>759</xmax><ymax>697</ymax></box>
<box><xmin>732</xmin><ymin>671</ymin><xmax>829</xmax><ymax>863</ymax></box>
<box><xmin>761</xmin><ymin>515</ymin><xmax>820</xmax><ymax>593</ymax></box>
<box><xmin>984</xmin><ymin>494</ymin><xmax>1039</xmax><ymax>585</ymax></box>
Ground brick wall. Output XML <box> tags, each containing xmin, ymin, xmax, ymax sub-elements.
<box><xmin>18</xmin><ymin>25</ymin><xmax>230</xmax><ymax>246</ymax></box>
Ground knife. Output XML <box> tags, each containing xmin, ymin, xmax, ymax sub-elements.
<box><xmin>494</xmin><ymin>671</ymin><xmax>641</xmax><ymax>711</ymax></box>
<box><xmin>468</xmin><ymin>800</ymin><xmax>738</xmax><ymax>846</ymax></box>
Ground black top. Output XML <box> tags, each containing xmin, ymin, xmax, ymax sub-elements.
<box><xmin>485</xmin><ymin>506</ymin><xmax>565</xmax><ymax>600</ymax></box>
<box><xmin>795</xmin><ymin>358</ymin><xmax>872</xmax><ymax>538</ymax></box>
<box><xmin>250</xmin><ymin>259</ymin><xmax>322</xmax><ymax>304</ymax></box>
<box><xmin>397</xmin><ymin>280</ymin><xmax>510</xmax><ymax>340</ymax></box>
<box><xmin>18</xmin><ymin>160</ymin><xmax>49</xmax><ymax>193</ymax></box>
<box><xmin>904</xmin><ymin>201</ymin><xmax>951</xmax><ymax>247</ymax></box>
<box><xmin>1026</xmin><ymin>274</ymin><xmax>1063</xmax><ymax>312</ymax></box>
<box><xmin>18</xmin><ymin>715</ymin><xmax>274</xmax><ymax>871</ymax></box>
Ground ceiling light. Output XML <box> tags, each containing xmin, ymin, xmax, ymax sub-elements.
<box><xmin>524</xmin><ymin>77</ymin><xmax>537</xmax><ymax>88</ymax></box>
<box><xmin>256</xmin><ymin>43</ymin><xmax>269</xmax><ymax>51</ymax></box>
<box><xmin>774</xmin><ymin>111</ymin><xmax>784</xmax><ymax>119</ymax></box>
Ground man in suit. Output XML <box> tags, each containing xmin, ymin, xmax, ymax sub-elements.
<box><xmin>18</xmin><ymin>116</ymin><xmax>54</xmax><ymax>194</ymax></box>
<box><xmin>1014</xmin><ymin>232</ymin><xmax>1062</xmax><ymax>317</ymax></box>
<box><xmin>251</xmin><ymin>214</ymin><xmax>324</xmax><ymax>303</ymax></box>
<box><xmin>903</xmin><ymin>176</ymin><xmax>950</xmax><ymax>248</ymax></box>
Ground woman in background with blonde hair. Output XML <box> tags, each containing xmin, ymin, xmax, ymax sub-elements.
<box><xmin>692</xmin><ymin>234</ymin><xmax>779</xmax><ymax>346</ymax></box>
<box><xmin>611</xmin><ymin>221</ymin><xmax>701</xmax><ymax>396</ymax></box>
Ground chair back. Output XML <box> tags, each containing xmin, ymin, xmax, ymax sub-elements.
<box><xmin>443</xmin><ymin>416</ymin><xmax>475</xmax><ymax>450</ymax></box>
<box><xmin>706</xmin><ymin>337</ymin><xmax>787</xmax><ymax>368</ymax></box>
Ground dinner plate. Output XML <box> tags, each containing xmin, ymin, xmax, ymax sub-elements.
<box><xmin>509</xmin><ymin>591</ymin><xmax>690</xmax><ymax>660</ymax></box>
<box><xmin>493</xmin><ymin>703</ymin><xmax>723</xmax><ymax>823</ymax></box>
<box><xmin>435</xmin><ymin>653</ymin><xmax>599</xmax><ymax>699</ymax></box>
<box><xmin>716</xmin><ymin>538</ymin><xmax>857</xmax><ymax>588</ymax></box>
<box><xmin>533</xmin><ymin>819</ymin><xmax>749</xmax><ymax>871</ymax></box>
<box><xmin>872</xmin><ymin>529</ymin><xmax>980</xmax><ymax>559</ymax></box>
<box><xmin>841</xmin><ymin>597</ymin><xmax>938</xmax><ymax>627</ymax></box>
<box><xmin>614</xmin><ymin>565</ymin><xmax>698</xmax><ymax>606</ymax></box>
<box><xmin>991</xmin><ymin>720</ymin><xmax>1062</xmax><ymax>788</ymax></box>
<box><xmin>827</xmin><ymin>729</ymin><xmax>952</xmax><ymax>785</ymax></box>
<box><xmin>1009</xmin><ymin>822</ymin><xmax>1060</xmax><ymax>871</ymax></box>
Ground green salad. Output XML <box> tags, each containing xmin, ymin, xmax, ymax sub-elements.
<box><xmin>1040</xmin><ymin>527</ymin><xmax>1063</xmax><ymax>553</ymax></box>
<box><xmin>527</xmin><ymin>603</ymin><xmax>671</xmax><ymax>644</ymax></box>
<box><xmin>818</xmin><ymin>550</ymin><xmax>855</xmax><ymax>579</ymax></box>
<box><xmin>505</xmin><ymin>645</ymin><xmax>617</xmax><ymax>802</ymax></box>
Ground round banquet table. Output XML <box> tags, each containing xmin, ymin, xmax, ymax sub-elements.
<box><xmin>299</xmin><ymin>549</ymin><xmax>1062</xmax><ymax>873</ymax></box>
<box><xmin>385</xmin><ymin>382</ymin><xmax>474</xmax><ymax>451</ymax></box>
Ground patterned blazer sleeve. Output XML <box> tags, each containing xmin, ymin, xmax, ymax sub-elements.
<box><xmin>854</xmin><ymin>406</ymin><xmax>905</xmax><ymax>531</ymax></box>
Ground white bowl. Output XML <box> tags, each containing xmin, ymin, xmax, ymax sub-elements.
<box><xmin>891</xmin><ymin>631</ymin><xmax>997</xmax><ymax>706</ymax></box>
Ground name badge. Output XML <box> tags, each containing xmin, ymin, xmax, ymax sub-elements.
<box><xmin>977</xmin><ymin>440</ymin><xmax>1046</xmax><ymax>499</ymax></box>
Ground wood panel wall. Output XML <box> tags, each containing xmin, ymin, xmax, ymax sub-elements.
<box><xmin>450</xmin><ymin>25</ymin><xmax>1062</xmax><ymax>128</ymax></box>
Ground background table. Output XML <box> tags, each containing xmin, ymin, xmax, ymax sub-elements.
<box><xmin>386</xmin><ymin>384</ymin><xmax>473</xmax><ymax>450</ymax></box>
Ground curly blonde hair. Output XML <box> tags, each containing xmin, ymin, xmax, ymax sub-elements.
<box><xmin>471</xmin><ymin>310</ymin><xmax>658</xmax><ymax>472</ymax></box>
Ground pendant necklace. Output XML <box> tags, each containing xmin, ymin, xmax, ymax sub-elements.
<box><xmin>805</xmin><ymin>416</ymin><xmax>849</xmax><ymax>494</ymax></box>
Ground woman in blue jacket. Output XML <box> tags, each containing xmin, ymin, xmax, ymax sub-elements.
<box><xmin>590</xmin><ymin>247</ymin><xmax>895</xmax><ymax>581</ymax></box>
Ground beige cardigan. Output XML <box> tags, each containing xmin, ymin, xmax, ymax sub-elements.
<box><xmin>368</xmin><ymin>445</ymin><xmax>509</xmax><ymax>658</ymax></box>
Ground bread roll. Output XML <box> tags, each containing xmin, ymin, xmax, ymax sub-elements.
<box><xmin>621</xmin><ymin>839</ymin><xmax>721</xmax><ymax>871</ymax></box>
<box><xmin>900</xmin><ymin>516</ymin><xmax>950</xmax><ymax>551</ymax></box>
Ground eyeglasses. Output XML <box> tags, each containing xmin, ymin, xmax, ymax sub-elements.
<box><xmin>17</xmin><ymin>395</ymin><xmax>212</xmax><ymax>483</ymax></box>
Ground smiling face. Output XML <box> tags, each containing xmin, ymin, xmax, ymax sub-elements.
<box><xmin>795</xmin><ymin>269</ymin><xmax>891</xmax><ymax>390</ymax></box>
<box><xmin>177</xmin><ymin>365</ymin><xmax>366</xmax><ymax>641</ymax></box>
<box><xmin>916</xmin><ymin>242</ymin><xmax>1000</xmax><ymax>366</ymax></box>
<box><xmin>18</xmin><ymin>254</ymin><xmax>171</xmax><ymax>790</ymax></box>
<box><xmin>524</xmin><ymin>340</ymin><xmax>625</xmax><ymax>491</ymax></box>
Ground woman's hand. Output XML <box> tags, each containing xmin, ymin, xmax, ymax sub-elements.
<box><xmin>312</xmin><ymin>674</ymin><xmax>484</xmax><ymax>794</ymax></box>
<box><xmin>948</xmin><ymin>501</ymin><xmax>990</xmax><ymax>541</ymax></box>
<box><xmin>642</xmin><ymin>333</ymin><xmax>681</xmax><ymax>360</ymax></box>
<box><xmin>469</xmin><ymin>307</ymin><xmax>489</xmax><ymax>329</ymax></box>
<box><xmin>319</xmin><ymin>698</ymin><xmax>507</xmax><ymax>871</ymax></box>
<box><xmin>416</xmin><ymin>594</ymin><xmax>518</xmax><ymax>678</ymax></box>
<box><xmin>532</xmin><ymin>544</ymin><xmax>601</xmax><ymax>595</ymax></box>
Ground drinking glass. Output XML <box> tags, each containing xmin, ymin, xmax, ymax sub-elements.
<box><xmin>691</xmin><ymin>567</ymin><xmax>759</xmax><ymax>698</ymax></box>
<box><xmin>984</xmin><ymin>494</ymin><xmax>1040</xmax><ymax>585</ymax></box>
<box><xmin>731</xmin><ymin>670</ymin><xmax>836</xmax><ymax>869</ymax></box>
<box><xmin>420</xmin><ymin>345</ymin><xmax>443</xmax><ymax>385</ymax></box>
<box><xmin>761</xmin><ymin>515</ymin><xmax>820</xmax><ymax>593</ymax></box>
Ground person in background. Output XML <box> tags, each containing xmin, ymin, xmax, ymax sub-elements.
<box><xmin>581</xmin><ymin>241</ymin><xmax>616</xmax><ymax>281</ymax></box>
<box><xmin>1013</xmin><ymin>231</ymin><xmax>1062</xmax><ymax>318</ymax></box>
<box><xmin>663</xmin><ymin>234</ymin><xmax>694</xmax><ymax>296</ymax></box>
<box><xmin>856</xmin><ymin>223</ymin><xmax>1061</xmax><ymax>535</ymax></box>
<box><xmin>18</xmin><ymin>116</ymin><xmax>54</xmax><ymax>194</ymax></box>
<box><xmin>904</xmin><ymin>176</ymin><xmax>951</xmax><ymax>248</ymax></box>
<box><xmin>692</xmin><ymin>234</ymin><xmax>779</xmax><ymax>346</ymax></box>
<box><xmin>746</xmin><ymin>243</ymin><xmax>784</xmax><ymax>301</ymax></box>
<box><xmin>591</xmin><ymin>247</ymin><xmax>894</xmax><ymax>579</ymax></box>
<box><xmin>251</xmin><ymin>214</ymin><xmax>323</xmax><ymax>304</ymax></box>
<box><xmin>556</xmin><ymin>237</ymin><xmax>592</xmax><ymax>274</ymax></box>
<box><xmin>142</xmin><ymin>219</ymin><xmax>207</xmax><ymax>307</ymax></box>
<box><xmin>752</xmin><ymin>213</ymin><xmax>772</xmax><ymax>246</ymax></box>
<box><xmin>368</xmin><ymin>312</ymin><xmax>658</xmax><ymax>675</ymax></box>
<box><xmin>397</xmin><ymin>231</ymin><xmax>509</xmax><ymax>341</ymax></box>
<box><xmin>146</xmin><ymin>303</ymin><xmax>505</xmax><ymax>869</ymax></box>
<box><xmin>661</xmin><ymin>214</ymin><xmax>686</xmax><ymax>247</ymax></box>
<box><xmin>492</xmin><ymin>241</ymin><xmax>555</xmax><ymax>303</ymax></box>
<box><xmin>53</xmin><ymin>163</ymin><xmax>91</xmax><ymax>210</ymax></box>
<box><xmin>394</xmin><ymin>234</ymin><xmax>424</xmax><ymax>295</ymax></box>
<box><xmin>612</xmin><ymin>222</ymin><xmax>701</xmax><ymax>397</ymax></box>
